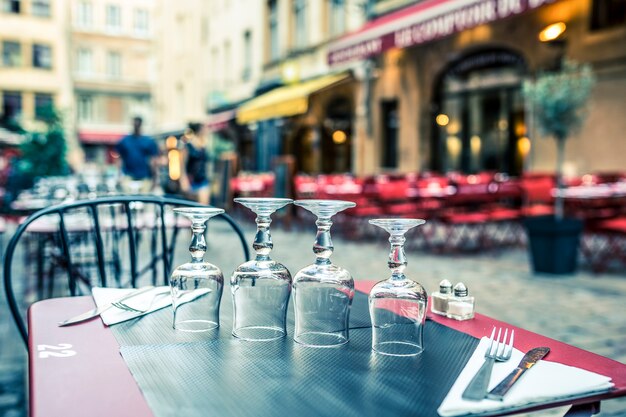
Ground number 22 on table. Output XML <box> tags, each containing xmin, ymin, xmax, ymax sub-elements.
<box><xmin>38</xmin><ymin>343</ymin><xmax>77</xmax><ymax>359</ymax></box>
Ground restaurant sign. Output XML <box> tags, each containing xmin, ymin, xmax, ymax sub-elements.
<box><xmin>328</xmin><ymin>0</ymin><xmax>555</xmax><ymax>66</ymax></box>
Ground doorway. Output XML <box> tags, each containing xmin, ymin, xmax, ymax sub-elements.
<box><xmin>432</xmin><ymin>48</ymin><xmax>528</xmax><ymax>175</ymax></box>
<box><xmin>381</xmin><ymin>100</ymin><xmax>399</xmax><ymax>169</ymax></box>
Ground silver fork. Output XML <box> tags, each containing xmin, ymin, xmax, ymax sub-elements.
<box><xmin>112</xmin><ymin>288</ymin><xmax>170</xmax><ymax>313</ymax></box>
<box><xmin>462</xmin><ymin>327</ymin><xmax>515</xmax><ymax>401</ymax></box>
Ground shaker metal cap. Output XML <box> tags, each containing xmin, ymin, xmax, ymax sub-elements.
<box><xmin>439</xmin><ymin>279</ymin><xmax>453</xmax><ymax>294</ymax></box>
<box><xmin>454</xmin><ymin>282</ymin><xmax>468</xmax><ymax>297</ymax></box>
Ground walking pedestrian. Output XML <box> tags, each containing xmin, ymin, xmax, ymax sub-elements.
<box><xmin>180</xmin><ymin>122</ymin><xmax>211</xmax><ymax>205</ymax></box>
<box><xmin>115</xmin><ymin>116</ymin><xmax>159</xmax><ymax>193</ymax></box>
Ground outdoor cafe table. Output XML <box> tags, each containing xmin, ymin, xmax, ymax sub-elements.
<box><xmin>28</xmin><ymin>281</ymin><xmax>626</xmax><ymax>417</ymax></box>
<box><xmin>555</xmin><ymin>184</ymin><xmax>626</xmax><ymax>219</ymax></box>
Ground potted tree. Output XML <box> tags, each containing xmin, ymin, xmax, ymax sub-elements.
<box><xmin>523</xmin><ymin>60</ymin><xmax>595</xmax><ymax>274</ymax></box>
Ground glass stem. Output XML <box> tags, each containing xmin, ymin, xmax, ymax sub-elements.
<box><xmin>253</xmin><ymin>214</ymin><xmax>273</xmax><ymax>261</ymax></box>
<box><xmin>189</xmin><ymin>222</ymin><xmax>207</xmax><ymax>263</ymax></box>
<box><xmin>314</xmin><ymin>217</ymin><xmax>333</xmax><ymax>265</ymax></box>
<box><xmin>388</xmin><ymin>233</ymin><xmax>407</xmax><ymax>280</ymax></box>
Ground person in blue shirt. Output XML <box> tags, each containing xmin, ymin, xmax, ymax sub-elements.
<box><xmin>115</xmin><ymin>116</ymin><xmax>159</xmax><ymax>193</ymax></box>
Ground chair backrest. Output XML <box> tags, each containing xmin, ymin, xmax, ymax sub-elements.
<box><xmin>519</xmin><ymin>176</ymin><xmax>555</xmax><ymax>204</ymax></box>
<box><xmin>3</xmin><ymin>195</ymin><xmax>250</xmax><ymax>344</ymax></box>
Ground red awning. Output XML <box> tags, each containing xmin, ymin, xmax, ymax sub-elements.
<box><xmin>328</xmin><ymin>0</ymin><xmax>556</xmax><ymax>66</ymax></box>
<box><xmin>207</xmin><ymin>109</ymin><xmax>235</xmax><ymax>132</ymax></box>
<box><xmin>78</xmin><ymin>131</ymin><xmax>125</xmax><ymax>145</ymax></box>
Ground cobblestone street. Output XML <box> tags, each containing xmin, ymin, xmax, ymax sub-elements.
<box><xmin>1</xmin><ymin>221</ymin><xmax>625</xmax><ymax>416</ymax></box>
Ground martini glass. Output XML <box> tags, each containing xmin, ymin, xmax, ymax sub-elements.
<box><xmin>368</xmin><ymin>218</ymin><xmax>427</xmax><ymax>356</ymax></box>
<box><xmin>170</xmin><ymin>207</ymin><xmax>224</xmax><ymax>332</ymax></box>
<box><xmin>231</xmin><ymin>198</ymin><xmax>293</xmax><ymax>341</ymax></box>
<box><xmin>293</xmin><ymin>199</ymin><xmax>356</xmax><ymax>347</ymax></box>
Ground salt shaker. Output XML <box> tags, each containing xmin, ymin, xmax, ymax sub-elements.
<box><xmin>431</xmin><ymin>279</ymin><xmax>452</xmax><ymax>316</ymax></box>
<box><xmin>447</xmin><ymin>282</ymin><xmax>474</xmax><ymax>320</ymax></box>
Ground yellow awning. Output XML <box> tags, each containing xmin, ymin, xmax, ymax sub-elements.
<box><xmin>236</xmin><ymin>73</ymin><xmax>350</xmax><ymax>124</ymax></box>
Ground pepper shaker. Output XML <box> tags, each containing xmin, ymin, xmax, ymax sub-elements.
<box><xmin>431</xmin><ymin>279</ymin><xmax>452</xmax><ymax>316</ymax></box>
<box><xmin>447</xmin><ymin>282</ymin><xmax>474</xmax><ymax>321</ymax></box>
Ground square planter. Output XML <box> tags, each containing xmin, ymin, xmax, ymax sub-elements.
<box><xmin>524</xmin><ymin>215</ymin><xmax>583</xmax><ymax>275</ymax></box>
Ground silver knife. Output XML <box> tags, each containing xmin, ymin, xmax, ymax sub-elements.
<box><xmin>486</xmin><ymin>347</ymin><xmax>550</xmax><ymax>401</ymax></box>
<box><xmin>58</xmin><ymin>286</ymin><xmax>158</xmax><ymax>326</ymax></box>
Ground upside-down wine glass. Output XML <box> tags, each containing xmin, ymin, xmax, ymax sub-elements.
<box><xmin>170</xmin><ymin>207</ymin><xmax>225</xmax><ymax>332</ymax></box>
<box><xmin>368</xmin><ymin>218</ymin><xmax>428</xmax><ymax>356</ymax></box>
<box><xmin>231</xmin><ymin>198</ymin><xmax>293</xmax><ymax>341</ymax></box>
<box><xmin>293</xmin><ymin>200</ymin><xmax>356</xmax><ymax>347</ymax></box>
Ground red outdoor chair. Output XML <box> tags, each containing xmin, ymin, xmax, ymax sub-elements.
<box><xmin>581</xmin><ymin>217</ymin><xmax>626</xmax><ymax>272</ymax></box>
<box><xmin>433</xmin><ymin>176</ymin><xmax>492</xmax><ymax>252</ymax></box>
<box><xmin>438</xmin><ymin>211</ymin><xmax>491</xmax><ymax>252</ymax></box>
<box><xmin>519</xmin><ymin>175</ymin><xmax>555</xmax><ymax>217</ymax></box>
<box><xmin>594</xmin><ymin>171</ymin><xmax>626</xmax><ymax>184</ymax></box>
<box><xmin>483</xmin><ymin>179</ymin><xmax>524</xmax><ymax>246</ymax></box>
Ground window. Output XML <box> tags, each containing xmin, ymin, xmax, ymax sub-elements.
<box><xmin>133</xmin><ymin>8</ymin><xmax>149</xmax><ymax>34</ymax></box>
<box><xmin>77</xmin><ymin>1</ymin><xmax>92</xmax><ymax>27</ymax></box>
<box><xmin>381</xmin><ymin>100</ymin><xmax>399</xmax><ymax>168</ymax></box>
<box><xmin>223</xmin><ymin>41</ymin><xmax>231</xmax><ymax>86</ymax></box>
<box><xmin>32</xmin><ymin>0</ymin><xmax>50</xmax><ymax>17</ymax></box>
<box><xmin>268</xmin><ymin>0</ymin><xmax>279</xmax><ymax>61</ymax></box>
<box><xmin>33</xmin><ymin>44</ymin><xmax>52</xmax><ymax>69</ymax></box>
<box><xmin>211</xmin><ymin>47</ymin><xmax>219</xmax><ymax>86</ymax></box>
<box><xmin>590</xmin><ymin>0</ymin><xmax>626</xmax><ymax>31</ymax></box>
<box><xmin>1</xmin><ymin>0</ymin><xmax>20</xmax><ymax>13</ymax></box>
<box><xmin>2</xmin><ymin>41</ymin><xmax>21</xmax><ymax>67</ymax></box>
<box><xmin>106</xmin><ymin>96</ymin><xmax>123</xmax><ymax>123</ymax></box>
<box><xmin>77</xmin><ymin>95</ymin><xmax>93</xmax><ymax>121</ymax></box>
<box><xmin>294</xmin><ymin>0</ymin><xmax>307</xmax><ymax>49</ymax></box>
<box><xmin>77</xmin><ymin>48</ymin><xmax>92</xmax><ymax>75</ymax></box>
<box><xmin>176</xmin><ymin>84</ymin><xmax>184</xmax><ymax>120</ymax></box>
<box><xmin>106</xmin><ymin>4</ymin><xmax>121</xmax><ymax>31</ymax></box>
<box><xmin>2</xmin><ymin>91</ymin><xmax>22</xmax><ymax>121</ymax></box>
<box><xmin>242</xmin><ymin>30</ymin><xmax>252</xmax><ymax>81</ymax></box>
<box><xmin>106</xmin><ymin>51</ymin><xmax>121</xmax><ymax>78</ymax></box>
<box><xmin>329</xmin><ymin>0</ymin><xmax>345</xmax><ymax>36</ymax></box>
<box><xmin>35</xmin><ymin>93</ymin><xmax>53</xmax><ymax>120</ymax></box>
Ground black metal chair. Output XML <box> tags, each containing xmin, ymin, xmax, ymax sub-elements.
<box><xmin>3</xmin><ymin>195</ymin><xmax>250</xmax><ymax>344</ymax></box>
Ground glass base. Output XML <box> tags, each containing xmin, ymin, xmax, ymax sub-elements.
<box><xmin>174</xmin><ymin>319</ymin><xmax>219</xmax><ymax>332</ymax></box>
<box><xmin>294</xmin><ymin>331</ymin><xmax>348</xmax><ymax>348</ymax></box>
<box><xmin>372</xmin><ymin>341</ymin><xmax>424</xmax><ymax>357</ymax></box>
<box><xmin>232</xmin><ymin>326</ymin><xmax>286</xmax><ymax>341</ymax></box>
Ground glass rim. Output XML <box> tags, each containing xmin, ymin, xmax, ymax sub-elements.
<box><xmin>293</xmin><ymin>199</ymin><xmax>356</xmax><ymax>207</ymax></box>
<box><xmin>234</xmin><ymin>197</ymin><xmax>293</xmax><ymax>204</ymax></box>
<box><xmin>172</xmin><ymin>207</ymin><xmax>225</xmax><ymax>215</ymax></box>
<box><xmin>369</xmin><ymin>218</ymin><xmax>426</xmax><ymax>228</ymax></box>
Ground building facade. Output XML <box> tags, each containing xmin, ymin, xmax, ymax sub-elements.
<box><xmin>152</xmin><ymin>0</ymin><xmax>210</xmax><ymax>137</ymax></box>
<box><xmin>230</xmin><ymin>0</ymin><xmax>368</xmax><ymax>173</ymax></box>
<box><xmin>329</xmin><ymin>0</ymin><xmax>626</xmax><ymax>176</ymax></box>
<box><xmin>70</xmin><ymin>0</ymin><xmax>155</xmax><ymax>163</ymax></box>
<box><xmin>0</xmin><ymin>0</ymin><xmax>74</xmax><ymax>143</ymax></box>
<box><xmin>204</xmin><ymin>0</ymin><xmax>266</xmax><ymax>172</ymax></box>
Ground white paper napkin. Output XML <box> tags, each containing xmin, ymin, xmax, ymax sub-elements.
<box><xmin>437</xmin><ymin>337</ymin><xmax>614</xmax><ymax>416</ymax></box>
<box><xmin>92</xmin><ymin>287</ymin><xmax>172</xmax><ymax>326</ymax></box>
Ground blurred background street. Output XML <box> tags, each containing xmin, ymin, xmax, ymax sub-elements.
<box><xmin>1</xmin><ymin>0</ymin><xmax>626</xmax><ymax>415</ymax></box>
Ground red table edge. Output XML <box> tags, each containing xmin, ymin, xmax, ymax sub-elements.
<box><xmin>28</xmin><ymin>297</ymin><xmax>155</xmax><ymax>417</ymax></box>
<box><xmin>354</xmin><ymin>280</ymin><xmax>626</xmax><ymax>400</ymax></box>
